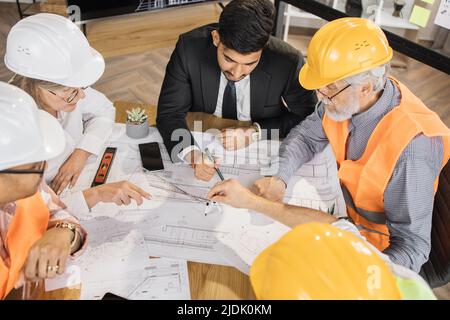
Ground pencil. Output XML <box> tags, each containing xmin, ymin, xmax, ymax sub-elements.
<box><xmin>204</xmin><ymin>148</ymin><xmax>224</xmax><ymax>181</ymax></box>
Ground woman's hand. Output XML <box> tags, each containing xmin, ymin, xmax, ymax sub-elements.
<box><xmin>83</xmin><ymin>181</ymin><xmax>152</xmax><ymax>209</ymax></box>
<box><xmin>24</xmin><ymin>227</ymin><xmax>73</xmax><ymax>281</ymax></box>
<box><xmin>51</xmin><ymin>149</ymin><xmax>91</xmax><ymax>194</ymax></box>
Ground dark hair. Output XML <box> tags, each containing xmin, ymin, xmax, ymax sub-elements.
<box><xmin>218</xmin><ymin>0</ymin><xmax>275</xmax><ymax>54</ymax></box>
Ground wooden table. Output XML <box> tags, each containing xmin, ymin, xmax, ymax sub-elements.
<box><xmin>7</xmin><ymin>101</ymin><xmax>256</xmax><ymax>300</ymax></box>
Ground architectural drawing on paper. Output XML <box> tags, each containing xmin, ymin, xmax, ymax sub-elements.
<box><xmin>81</xmin><ymin>258</ymin><xmax>190</xmax><ymax>300</ymax></box>
<box><xmin>65</xmin><ymin>125</ymin><xmax>347</xmax><ymax>281</ymax></box>
<box><xmin>215</xmin><ymin>222</ymin><xmax>290</xmax><ymax>275</ymax></box>
<box><xmin>143</xmin><ymin>224</ymin><xmax>228</xmax><ymax>250</ymax></box>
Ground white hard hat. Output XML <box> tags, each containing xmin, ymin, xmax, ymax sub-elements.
<box><xmin>4</xmin><ymin>13</ymin><xmax>105</xmax><ymax>88</ymax></box>
<box><xmin>0</xmin><ymin>82</ymin><xmax>65</xmax><ymax>171</ymax></box>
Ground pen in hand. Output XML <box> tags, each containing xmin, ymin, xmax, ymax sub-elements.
<box><xmin>204</xmin><ymin>148</ymin><xmax>224</xmax><ymax>181</ymax></box>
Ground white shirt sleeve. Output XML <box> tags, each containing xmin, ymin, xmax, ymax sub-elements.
<box><xmin>178</xmin><ymin>145</ymin><xmax>201</xmax><ymax>163</ymax></box>
<box><xmin>76</xmin><ymin>87</ymin><xmax>116</xmax><ymax>156</ymax></box>
<box><xmin>59</xmin><ymin>191</ymin><xmax>91</xmax><ymax>220</ymax></box>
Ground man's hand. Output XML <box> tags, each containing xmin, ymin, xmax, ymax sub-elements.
<box><xmin>207</xmin><ymin>179</ymin><xmax>258</xmax><ymax>209</ymax></box>
<box><xmin>83</xmin><ymin>181</ymin><xmax>151</xmax><ymax>209</ymax></box>
<box><xmin>51</xmin><ymin>149</ymin><xmax>91</xmax><ymax>194</ymax></box>
<box><xmin>185</xmin><ymin>150</ymin><xmax>220</xmax><ymax>182</ymax></box>
<box><xmin>24</xmin><ymin>227</ymin><xmax>73</xmax><ymax>281</ymax></box>
<box><xmin>252</xmin><ymin>176</ymin><xmax>286</xmax><ymax>201</ymax></box>
<box><xmin>219</xmin><ymin>127</ymin><xmax>256</xmax><ymax>151</ymax></box>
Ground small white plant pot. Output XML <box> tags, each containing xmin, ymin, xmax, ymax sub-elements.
<box><xmin>126</xmin><ymin>119</ymin><xmax>149</xmax><ymax>139</ymax></box>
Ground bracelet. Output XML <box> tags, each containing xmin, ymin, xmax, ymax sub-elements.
<box><xmin>54</xmin><ymin>221</ymin><xmax>80</xmax><ymax>249</ymax></box>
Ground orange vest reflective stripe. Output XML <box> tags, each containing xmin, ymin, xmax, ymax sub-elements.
<box><xmin>322</xmin><ymin>78</ymin><xmax>450</xmax><ymax>251</ymax></box>
<box><xmin>0</xmin><ymin>192</ymin><xmax>49</xmax><ymax>299</ymax></box>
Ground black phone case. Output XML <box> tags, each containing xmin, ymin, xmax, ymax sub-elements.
<box><xmin>101</xmin><ymin>292</ymin><xmax>127</xmax><ymax>300</ymax></box>
<box><xmin>138</xmin><ymin>142</ymin><xmax>164</xmax><ymax>171</ymax></box>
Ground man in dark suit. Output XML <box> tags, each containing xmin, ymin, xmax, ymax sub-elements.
<box><xmin>157</xmin><ymin>0</ymin><xmax>316</xmax><ymax>181</ymax></box>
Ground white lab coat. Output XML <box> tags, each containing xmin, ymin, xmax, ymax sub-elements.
<box><xmin>45</xmin><ymin>87</ymin><xmax>116</xmax><ymax>183</ymax></box>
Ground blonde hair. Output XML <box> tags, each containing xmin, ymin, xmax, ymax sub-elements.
<box><xmin>8</xmin><ymin>73</ymin><xmax>66</xmax><ymax>110</ymax></box>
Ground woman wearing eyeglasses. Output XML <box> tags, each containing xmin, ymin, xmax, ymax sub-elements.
<box><xmin>5</xmin><ymin>13</ymin><xmax>115</xmax><ymax>196</ymax></box>
<box><xmin>5</xmin><ymin>14</ymin><xmax>150</xmax><ymax>215</ymax></box>
<box><xmin>0</xmin><ymin>82</ymin><xmax>86</xmax><ymax>299</ymax></box>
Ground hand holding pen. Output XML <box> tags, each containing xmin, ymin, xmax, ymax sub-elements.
<box><xmin>204</xmin><ymin>148</ymin><xmax>224</xmax><ymax>181</ymax></box>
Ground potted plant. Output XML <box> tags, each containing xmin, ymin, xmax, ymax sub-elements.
<box><xmin>126</xmin><ymin>107</ymin><xmax>149</xmax><ymax>139</ymax></box>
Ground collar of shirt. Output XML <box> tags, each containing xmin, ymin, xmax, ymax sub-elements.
<box><xmin>222</xmin><ymin>72</ymin><xmax>250</xmax><ymax>85</ymax></box>
<box><xmin>349</xmin><ymin>79</ymin><xmax>397</xmax><ymax>132</ymax></box>
<box><xmin>215</xmin><ymin>72</ymin><xmax>251</xmax><ymax>121</ymax></box>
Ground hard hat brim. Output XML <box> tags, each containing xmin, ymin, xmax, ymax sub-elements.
<box><xmin>4</xmin><ymin>46</ymin><xmax>105</xmax><ymax>89</ymax></box>
<box><xmin>61</xmin><ymin>47</ymin><xmax>105</xmax><ymax>88</ymax></box>
<box><xmin>37</xmin><ymin>109</ymin><xmax>66</xmax><ymax>162</ymax></box>
<box><xmin>4</xmin><ymin>110</ymin><xmax>66</xmax><ymax>171</ymax></box>
<box><xmin>299</xmin><ymin>63</ymin><xmax>335</xmax><ymax>91</ymax></box>
<box><xmin>299</xmin><ymin>49</ymin><xmax>393</xmax><ymax>91</ymax></box>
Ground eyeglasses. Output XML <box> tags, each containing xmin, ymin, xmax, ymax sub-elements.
<box><xmin>316</xmin><ymin>84</ymin><xmax>352</xmax><ymax>104</ymax></box>
<box><xmin>48</xmin><ymin>87</ymin><xmax>87</xmax><ymax>104</ymax></box>
<box><xmin>0</xmin><ymin>162</ymin><xmax>46</xmax><ymax>176</ymax></box>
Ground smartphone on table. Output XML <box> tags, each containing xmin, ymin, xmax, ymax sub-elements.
<box><xmin>138</xmin><ymin>142</ymin><xmax>164</xmax><ymax>172</ymax></box>
<box><xmin>101</xmin><ymin>292</ymin><xmax>127</xmax><ymax>300</ymax></box>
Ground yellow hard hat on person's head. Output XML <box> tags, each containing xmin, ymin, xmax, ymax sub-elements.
<box><xmin>249</xmin><ymin>222</ymin><xmax>402</xmax><ymax>300</ymax></box>
<box><xmin>299</xmin><ymin>17</ymin><xmax>393</xmax><ymax>90</ymax></box>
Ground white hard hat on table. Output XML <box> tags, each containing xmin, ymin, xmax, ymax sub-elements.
<box><xmin>0</xmin><ymin>82</ymin><xmax>65</xmax><ymax>171</ymax></box>
<box><xmin>4</xmin><ymin>13</ymin><xmax>105</xmax><ymax>88</ymax></box>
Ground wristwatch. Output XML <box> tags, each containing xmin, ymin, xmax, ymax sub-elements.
<box><xmin>250</xmin><ymin>122</ymin><xmax>262</xmax><ymax>141</ymax></box>
<box><xmin>55</xmin><ymin>221</ymin><xmax>80</xmax><ymax>250</ymax></box>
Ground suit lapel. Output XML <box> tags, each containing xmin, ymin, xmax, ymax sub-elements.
<box><xmin>250</xmin><ymin>67</ymin><xmax>271</xmax><ymax>121</ymax></box>
<box><xmin>200</xmin><ymin>41</ymin><xmax>221</xmax><ymax>114</ymax></box>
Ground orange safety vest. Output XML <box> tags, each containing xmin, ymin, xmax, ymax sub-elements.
<box><xmin>322</xmin><ymin>78</ymin><xmax>450</xmax><ymax>251</ymax></box>
<box><xmin>0</xmin><ymin>192</ymin><xmax>49</xmax><ymax>299</ymax></box>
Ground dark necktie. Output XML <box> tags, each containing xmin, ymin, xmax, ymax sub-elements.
<box><xmin>222</xmin><ymin>80</ymin><xmax>237</xmax><ymax>120</ymax></box>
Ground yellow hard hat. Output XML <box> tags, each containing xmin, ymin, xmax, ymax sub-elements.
<box><xmin>299</xmin><ymin>17</ymin><xmax>393</xmax><ymax>90</ymax></box>
<box><xmin>249</xmin><ymin>222</ymin><xmax>402</xmax><ymax>300</ymax></box>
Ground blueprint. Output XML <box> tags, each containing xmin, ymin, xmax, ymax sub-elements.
<box><xmin>215</xmin><ymin>217</ymin><xmax>291</xmax><ymax>275</ymax></box>
<box><xmin>81</xmin><ymin>258</ymin><xmax>190</xmax><ymax>300</ymax></box>
<box><xmin>77</xmin><ymin>210</ymin><xmax>189</xmax><ymax>300</ymax></box>
<box><xmin>44</xmin><ymin>208</ymin><xmax>191</xmax><ymax>300</ymax></box>
<box><xmin>59</xmin><ymin>124</ymin><xmax>346</xmax><ymax>287</ymax></box>
<box><xmin>80</xmin><ymin>257</ymin><xmax>190</xmax><ymax>300</ymax></box>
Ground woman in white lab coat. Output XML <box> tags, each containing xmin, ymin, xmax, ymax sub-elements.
<box><xmin>13</xmin><ymin>77</ymin><xmax>115</xmax><ymax>194</ymax></box>
<box><xmin>5</xmin><ymin>13</ymin><xmax>150</xmax><ymax>215</ymax></box>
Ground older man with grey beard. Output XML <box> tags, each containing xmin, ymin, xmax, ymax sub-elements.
<box><xmin>207</xmin><ymin>17</ymin><xmax>450</xmax><ymax>274</ymax></box>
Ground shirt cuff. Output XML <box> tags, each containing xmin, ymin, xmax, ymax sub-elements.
<box><xmin>252</xmin><ymin>122</ymin><xmax>262</xmax><ymax>140</ymax></box>
<box><xmin>178</xmin><ymin>145</ymin><xmax>201</xmax><ymax>164</ymax></box>
<box><xmin>273</xmin><ymin>164</ymin><xmax>293</xmax><ymax>187</ymax></box>
<box><xmin>60</xmin><ymin>191</ymin><xmax>91</xmax><ymax>220</ymax></box>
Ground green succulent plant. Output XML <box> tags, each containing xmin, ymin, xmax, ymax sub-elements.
<box><xmin>126</xmin><ymin>107</ymin><xmax>148</xmax><ymax>124</ymax></box>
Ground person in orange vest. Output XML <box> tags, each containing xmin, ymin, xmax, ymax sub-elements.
<box><xmin>208</xmin><ymin>17</ymin><xmax>450</xmax><ymax>273</ymax></box>
<box><xmin>250</xmin><ymin>222</ymin><xmax>436</xmax><ymax>300</ymax></box>
<box><xmin>0</xmin><ymin>82</ymin><xmax>87</xmax><ymax>299</ymax></box>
